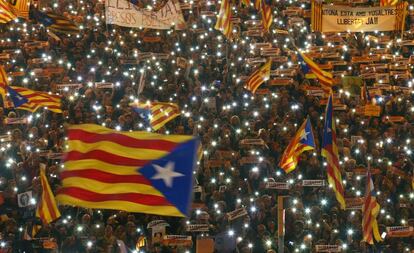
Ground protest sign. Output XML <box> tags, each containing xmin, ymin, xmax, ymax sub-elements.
<box><xmin>106</xmin><ymin>0</ymin><xmax>185</xmax><ymax>29</ymax></box>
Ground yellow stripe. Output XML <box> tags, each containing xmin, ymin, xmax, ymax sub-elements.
<box><xmin>56</xmin><ymin>194</ymin><xmax>184</xmax><ymax>217</ymax></box>
<box><xmin>67</xmin><ymin>140</ymin><xmax>169</xmax><ymax>160</ymax></box>
<box><xmin>64</xmin><ymin>160</ymin><xmax>138</xmax><ymax>175</ymax></box>
<box><xmin>61</xmin><ymin>178</ymin><xmax>163</xmax><ymax>197</ymax></box>
<box><xmin>69</xmin><ymin>124</ymin><xmax>193</xmax><ymax>142</ymax></box>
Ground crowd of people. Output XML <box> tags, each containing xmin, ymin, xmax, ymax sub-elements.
<box><xmin>0</xmin><ymin>0</ymin><xmax>413</xmax><ymax>252</ymax></box>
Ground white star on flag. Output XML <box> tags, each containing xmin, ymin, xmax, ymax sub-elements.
<box><xmin>151</xmin><ymin>161</ymin><xmax>184</xmax><ymax>187</ymax></box>
<box><xmin>300</xmin><ymin>130</ymin><xmax>310</xmax><ymax>141</ymax></box>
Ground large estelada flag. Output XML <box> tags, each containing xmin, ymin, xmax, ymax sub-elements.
<box><xmin>56</xmin><ymin>124</ymin><xmax>200</xmax><ymax>217</ymax></box>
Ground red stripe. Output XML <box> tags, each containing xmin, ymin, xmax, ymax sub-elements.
<box><xmin>363</xmin><ymin>194</ymin><xmax>372</xmax><ymax>210</ymax></box>
<box><xmin>65</xmin><ymin>150</ymin><xmax>150</xmax><ymax>166</ymax></box>
<box><xmin>37</xmin><ymin>200</ymin><xmax>46</xmax><ymax>223</ymax></box>
<box><xmin>326</xmin><ymin>166</ymin><xmax>344</xmax><ymax>195</ymax></box>
<box><xmin>57</xmin><ymin>187</ymin><xmax>172</xmax><ymax>206</ymax></box>
<box><xmin>60</xmin><ymin>169</ymin><xmax>152</xmax><ymax>185</ymax></box>
<box><xmin>40</xmin><ymin>176</ymin><xmax>58</xmax><ymax>221</ymax></box>
<box><xmin>68</xmin><ymin>129</ymin><xmax>178</xmax><ymax>151</ymax></box>
<box><xmin>323</xmin><ymin>145</ymin><xmax>340</xmax><ymax>167</ymax></box>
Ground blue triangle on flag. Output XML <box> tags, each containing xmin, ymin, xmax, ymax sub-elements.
<box><xmin>6</xmin><ymin>86</ymin><xmax>28</xmax><ymax>108</ymax></box>
<box><xmin>137</xmin><ymin>138</ymin><xmax>199</xmax><ymax>216</ymax></box>
<box><xmin>297</xmin><ymin>54</ymin><xmax>311</xmax><ymax>74</ymax></box>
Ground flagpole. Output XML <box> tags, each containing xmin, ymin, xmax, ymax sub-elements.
<box><xmin>277</xmin><ymin>196</ymin><xmax>286</xmax><ymax>253</ymax></box>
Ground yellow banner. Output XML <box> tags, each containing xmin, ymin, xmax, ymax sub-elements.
<box><xmin>312</xmin><ymin>3</ymin><xmax>407</xmax><ymax>32</ymax></box>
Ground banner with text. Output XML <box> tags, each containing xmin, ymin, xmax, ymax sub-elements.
<box><xmin>105</xmin><ymin>0</ymin><xmax>185</xmax><ymax>29</ymax></box>
<box><xmin>312</xmin><ymin>2</ymin><xmax>407</xmax><ymax>32</ymax></box>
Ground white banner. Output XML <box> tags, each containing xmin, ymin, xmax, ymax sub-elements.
<box><xmin>318</xmin><ymin>5</ymin><xmax>401</xmax><ymax>32</ymax></box>
<box><xmin>105</xmin><ymin>0</ymin><xmax>185</xmax><ymax>29</ymax></box>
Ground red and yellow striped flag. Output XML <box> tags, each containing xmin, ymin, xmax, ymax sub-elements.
<box><xmin>130</xmin><ymin>101</ymin><xmax>180</xmax><ymax>131</ymax></box>
<box><xmin>260</xmin><ymin>0</ymin><xmax>272</xmax><ymax>32</ymax></box>
<box><xmin>298</xmin><ymin>52</ymin><xmax>333</xmax><ymax>94</ymax></box>
<box><xmin>253</xmin><ymin>0</ymin><xmax>261</xmax><ymax>10</ymax></box>
<box><xmin>215</xmin><ymin>0</ymin><xmax>233</xmax><ymax>39</ymax></box>
<box><xmin>8</xmin><ymin>0</ymin><xmax>30</xmax><ymax>19</ymax></box>
<box><xmin>380</xmin><ymin>0</ymin><xmax>398</xmax><ymax>6</ymax></box>
<box><xmin>362</xmin><ymin>170</ymin><xmax>382</xmax><ymax>244</ymax></box>
<box><xmin>9</xmin><ymin>86</ymin><xmax>62</xmax><ymax>113</ymax></box>
<box><xmin>56</xmin><ymin>124</ymin><xmax>199</xmax><ymax>217</ymax></box>
<box><xmin>0</xmin><ymin>65</ymin><xmax>8</xmax><ymax>101</ymax></box>
<box><xmin>244</xmin><ymin>60</ymin><xmax>271</xmax><ymax>94</ymax></box>
<box><xmin>36</xmin><ymin>167</ymin><xmax>61</xmax><ymax>224</ymax></box>
<box><xmin>0</xmin><ymin>0</ymin><xmax>17</xmax><ymax>23</ymax></box>
<box><xmin>279</xmin><ymin>118</ymin><xmax>316</xmax><ymax>173</ymax></box>
<box><xmin>322</xmin><ymin>93</ymin><xmax>346</xmax><ymax>209</ymax></box>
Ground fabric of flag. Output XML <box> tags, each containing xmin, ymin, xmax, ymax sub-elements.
<box><xmin>253</xmin><ymin>0</ymin><xmax>261</xmax><ymax>10</ymax></box>
<box><xmin>0</xmin><ymin>0</ymin><xmax>17</xmax><ymax>23</ymax></box>
<box><xmin>380</xmin><ymin>0</ymin><xmax>398</xmax><ymax>6</ymax></box>
<box><xmin>322</xmin><ymin>93</ymin><xmax>346</xmax><ymax>209</ymax></box>
<box><xmin>362</xmin><ymin>170</ymin><xmax>382</xmax><ymax>244</ymax></box>
<box><xmin>244</xmin><ymin>60</ymin><xmax>271</xmax><ymax>94</ymax></box>
<box><xmin>36</xmin><ymin>167</ymin><xmax>61</xmax><ymax>224</ymax></box>
<box><xmin>394</xmin><ymin>2</ymin><xmax>408</xmax><ymax>34</ymax></box>
<box><xmin>298</xmin><ymin>52</ymin><xmax>333</xmax><ymax>94</ymax></box>
<box><xmin>214</xmin><ymin>0</ymin><xmax>233</xmax><ymax>39</ymax></box>
<box><xmin>6</xmin><ymin>86</ymin><xmax>28</xmax><ymax>108</ymax></box>
<box><xmin>130</xmin><ymin>101</ymin><xmax>180</xmax><ymax>130</ymax></box>
<box><xmin>8</xmin><ymin>0</ymin><xmax>30</xmax><ymax>19</ymax></box>
<box><xmin>30</xmin><ymin>8</ymin><xmax>79</xmax><ymax>34</ymax></box>
<box><xmin>0</xmin><ymin>65</ymin><xmax>8</xmax><ymax>101</ymax></box>
<box><xmin>311</xmin><ymin>0</ymin><xmax>322</xmax><ymax>32</ymax></box>
<box><xmin>56</xmin><ymin>124</ymin><xmax>200</xmax><ymax>217</ymax></box>
<box><xmin>260</xmin><ymin>0</ymin><xmax>272</xmax><ymax>32</ymax></box>
<box><xmin>279</xmin><ymin>118</ymin><xmax>316</xmax><ymax>173</ymax></box>
<box><xmin>23</xmin><ymin>224</ymin><xmax>41</xmax><ymax>240</ymax></box>
<box><xmin>7</xmin><ymin>86</ymin><xmax>62</xmax><ymax>113</ymax></box>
